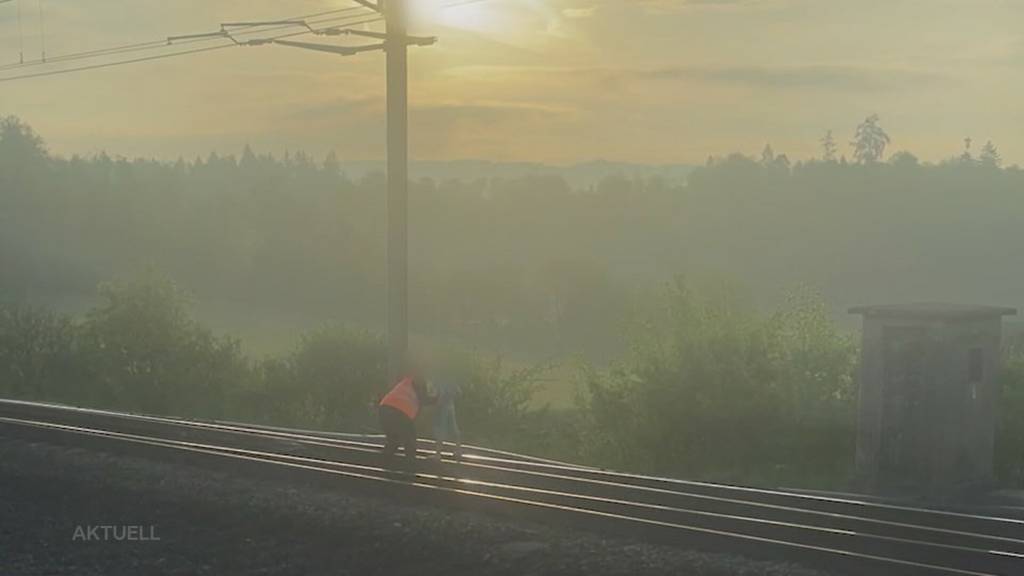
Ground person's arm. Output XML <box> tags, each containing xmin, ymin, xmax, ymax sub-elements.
<box><xmin>415</xmin><ymin>378</ymin><xmax>438</xmax><ymax>406</ymax></box>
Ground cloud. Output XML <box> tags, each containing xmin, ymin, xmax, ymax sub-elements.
<box><xmin>634</xmin><ymin>0</ymin><xmax>760</xmax><ymax>14</ymax></box>
<box><xmin>561</xmin><ymin>6</ymin><xmax>598</xmax><ymax>19</ymax></box>
<box><xmin>414</xmin><ymin>100</ymin><xmax>577</xmax><ymax>120</ymax></box>
<box><xmin>444</xmin><ymin>63</ymin><xmax>946</xmax><ymax>93</ymax></box>
<box><xmin>285</xmin><ymin>96</ymin><xmax>380</xmax><ymax>120</ymax></box>
<box><xmin>628</xmin><ymin>64</ymin><xmax>948</xmax><ymax>91</ymax></box>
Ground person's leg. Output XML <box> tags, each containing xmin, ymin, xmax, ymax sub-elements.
<box><xmin>434</xmin><ymin>403</ymin><xmax>454</xmax><ymax>457</ymax></box>
<box><xmin>433</xmin><ymin>409</ymin><xmax>448</xmax><ymax>460</ymax></box>
<box><xmin>379</xmin><ymin>406</ymin><xmax>399</xmax><ymax>458</ymax></box>
<box><xmin>404</xmin><ymin>436</ymin><xmax>418</xmax><ymax>466</ymax></box>
<box><xmin>450</xmin><ymin>410</ymin><xmax>463</xmax><ymax>460</ymax></box>
<box><xmin>400</xmin><ymin>416</ymin><xmax>418</xmax><ymax>470</ymax></box>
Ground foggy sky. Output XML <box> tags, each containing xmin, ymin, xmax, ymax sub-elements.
<box><xmin>1</xmin><ymin>0</ymin><xmax>1021</xmax><ymax>164</ymax></box>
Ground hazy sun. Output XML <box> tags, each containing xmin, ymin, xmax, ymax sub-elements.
<box><xmin>409</xmin><ymin>0</ymin><xmax>497</xmax><ymax>32</ymax></box>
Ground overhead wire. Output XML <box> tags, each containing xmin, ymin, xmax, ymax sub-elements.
<box><xmin>0</xmin><ymin>0</ymin><xmax>496</xmax><ymax>84</ymax></box>
<box><xmin>0</xmin><ymin>43</ymin><xmax>236</xmax><ymax>83</ymax></box>
<box><xmin>0</xmin><ymin>38</ymin><xmax>167</xmax><ymax>71</ymax></box>
<box><xmin>0</xmin><ymin>4</ymin><xmax>372</xmax><ymax>72</ymax></box>
<box><xmin>0</xmin><ymin>11</ymin><xmax>371</xmax><ymax>72</ymax></box>
<box><xmin>0</xmin><ymin>13</ymin><xmax>384</xmax><ymax>83</ymax></box>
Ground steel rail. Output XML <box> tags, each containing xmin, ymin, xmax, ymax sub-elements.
<box><xmin>2</xmin><ymin>398</ymin><xmax>1019</xmax><ymax>542</ymax></box>
<box><xmin>0</xmin><ymin>415</ymin><xmax>1016</xmax><ymax>576</ymax></box>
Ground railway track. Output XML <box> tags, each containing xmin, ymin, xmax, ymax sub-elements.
<box><xmin>1</xmin><ymin>398</ymin><xmax>1022</xmax><ymax>575</ymax></box>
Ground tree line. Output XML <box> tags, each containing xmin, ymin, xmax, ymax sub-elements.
<box><xmin>3</xmin><ymin>115</ymin><xmax>1023</xmax><ymax>364</ymax></box>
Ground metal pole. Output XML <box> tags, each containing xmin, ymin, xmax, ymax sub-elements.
<box><xmin>384</xmin><ymin>0</ymin><xmax>408</xmax><ymax>382</ymax></box>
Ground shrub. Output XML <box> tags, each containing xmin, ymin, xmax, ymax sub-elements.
<box><xmin>76</xmin><ymin>271</ymin><xmax>249</xmax><ymax>417</ymax></box>
<box><xmin>0</xmin><ymin>305</ymin><xmax>77</xmax><ymax>401</ymax></box>
<box><xmin>580</xmin><ymin>279</ymin><xmax>858</xmax><ymax>487</ymax></box>
<box><xmin>258</xmin><ymin>325</ymin><xmax>386</xmax><ymax>431</ymax></box>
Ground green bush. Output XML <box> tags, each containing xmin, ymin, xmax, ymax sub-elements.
<box><xmin>579</xmin><ymin>279</ymin><xmax>858</xmax><ymax>487</ymax></box>
<box><xmin>257</xmin><ymin>325</ymin><xmax>386</xmax><ymax>431</ymax></box>
<box><xmin>76</xmin><ymin>271</ymin><xmax>250</xmax><ymax>418</ymax></box>
<box><xmin>0</xmin><ymin>305</ymin><xmax>78</xmax><ymax>402</ymax></box>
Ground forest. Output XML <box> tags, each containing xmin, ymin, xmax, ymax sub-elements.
<box><xmin>2</xmin><ymin>115</ymin><xmax>1023</xmax><ymax>489</ymax></box>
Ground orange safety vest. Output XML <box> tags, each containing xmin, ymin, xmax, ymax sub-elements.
<box><xmin>379</xmin><ymin>376</ymin><xmax>420</xmax><ymax>420</ymax></box>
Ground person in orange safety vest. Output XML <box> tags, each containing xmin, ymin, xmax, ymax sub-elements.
<box><xmin>378</xmin><ymin>371</ymin><xmax>435</xmax><ymax>467</ymax></box>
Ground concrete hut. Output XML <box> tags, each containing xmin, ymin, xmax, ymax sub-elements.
<box><xmin>850</xmin><ymin>303</ymin><xmax>1016</xmax><ymax>498</ymax></box>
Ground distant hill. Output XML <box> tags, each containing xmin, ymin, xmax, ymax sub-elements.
<box><xmin>337</xmin><ymin>159</ymin><xmax>696</xmax><ymax>189</ymax></box>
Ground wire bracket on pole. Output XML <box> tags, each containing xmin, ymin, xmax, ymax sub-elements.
<box><xmin>316</xmin><ymin>27</ymin><xmax>436</xmax><ymax>48</ymax></box>
<box><xmin>272</xmin><ymin>39</ymin><xmax>385</xmax><ymax>56</ymax></box>
<box><xmin>170</xmin><ymin>19</ymin><xmax>327</xmax><ymax>47</ymax></box>
<box><xmin>404</xmin><ymin>35</ymin><xmax>437</xmax><ymax>47</ymax></box>
<box><xmin>319</xmin><ymin>28</ymin><xmax>387</xmax><ymax>39</ymax></box>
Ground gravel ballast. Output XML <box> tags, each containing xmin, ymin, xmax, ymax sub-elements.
<box><xmin>0</xmin><ymin>432</ymin><xmax>835</xmax><ymax>576</ymax></box>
